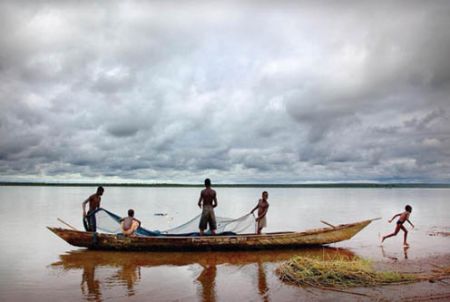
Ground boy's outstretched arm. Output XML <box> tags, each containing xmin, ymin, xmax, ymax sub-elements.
<box><xmin>407</xmin><ymin>219</ymin><xmax>414</xmax><ymax>228</ymax></box>
<box><xmin>388</xmin><ymin>213</ymin><xmax>400</xmax><ymax>223</ymax></box>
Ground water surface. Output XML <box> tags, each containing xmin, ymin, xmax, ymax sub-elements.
<box><xmin>0</xmin><ymin>186</ymin><xmax>449</xmax><ymax>301</ymax></box>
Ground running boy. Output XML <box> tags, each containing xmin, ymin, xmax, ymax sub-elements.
<box><xmin>381</xmin><ymin>205</ymin><xmax>414</xmax><ymax>246</ymax></box>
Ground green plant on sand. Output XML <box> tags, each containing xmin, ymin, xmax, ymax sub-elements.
<box><xmin>277</xmin><ymin>256</ymin><xmax>418</xmax><ymax>289</ymax></box>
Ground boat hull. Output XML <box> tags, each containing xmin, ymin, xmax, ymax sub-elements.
<box><xmin>48</xmin><ymin>219</ymin><xmax>373</xmax><ymax>251</ymax></box>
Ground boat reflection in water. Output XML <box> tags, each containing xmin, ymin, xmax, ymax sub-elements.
<box><xmin>50</xmin><ymin>247</ymin><xmax>355</xmax><ymax>301</ymax></box>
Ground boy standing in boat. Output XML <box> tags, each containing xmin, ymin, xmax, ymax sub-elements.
<box><xmin>250</xmin><ymin>191</ymin><xmax>269</xmax><ymax>235</ymax></box>
<box><xmin>381</xmin><ymin>205</ymin><xmax>414</xmax><ymax>246</ymax></box>
<box><xmin>198</xmin><ymin>178</ymin><xmax>218</xmax><ymax>236</ymax></box>
<box><xmin>82</xmin><ymin>186</ymin><xmax>104</xmax><ymax>232</ymax></box>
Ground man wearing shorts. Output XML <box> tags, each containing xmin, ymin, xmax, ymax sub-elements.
<box><xmin>198</xmin><ymin>178</ymin><xmax>218</xmax><ymax>235</ymax></box>
<box><xmin>82</xmin><ymin>186</ymin><xmax>104</xmax><ymax>232</ymax></box>
<box><xmin>250</xmin><ymin>191</ymin><xmax>269</xmax><ymax>234</ymax></box>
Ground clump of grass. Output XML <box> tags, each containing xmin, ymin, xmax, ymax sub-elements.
<box><xmin>277</xmin><ymin>256</ymin><xmax>417</xmax><ymax>289</ymax></box>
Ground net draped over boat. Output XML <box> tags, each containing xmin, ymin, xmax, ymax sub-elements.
<box><xmin>87</xmin><ymin>208</ymin><xmax>256</xmax><ymax>236</ymax></box>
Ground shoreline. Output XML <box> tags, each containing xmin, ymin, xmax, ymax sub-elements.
<box><xmin>369</xmin><ymin>253</ymin><xmax>450</xmax><ymax>301</ymax></box>
<box><xmin>301</xmin><ymin>253</ymin><xmax>450</xmax><ymax>301</ymax></box>
<box><xmin>374</xmin><ymin>253</ymin><xmax>450</xmax><ymax>274</ymax></box>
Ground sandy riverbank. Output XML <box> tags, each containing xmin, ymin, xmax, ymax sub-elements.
<box><xmin>282</xmin><ymin>253</ymin><xmax>450</xmax><ymax>301</ymax></box>
<box><xmin>367</xmin><ymin>253</ymin><xmax>450</xmax><ymax>301</ymax></box>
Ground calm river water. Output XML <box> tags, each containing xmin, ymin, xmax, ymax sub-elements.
<box><xmin>0</xmin><ymin>186</ymin><xmax>449</xmax><ymax>301</ymax></box>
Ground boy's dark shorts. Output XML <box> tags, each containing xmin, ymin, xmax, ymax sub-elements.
<box><xmin>199</xmin><ymin>205</ymin><xmax>217</xmax><ymax>230</ymax></box>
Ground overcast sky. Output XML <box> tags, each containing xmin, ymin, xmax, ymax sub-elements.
<box><xmin>1</xmin><ymin>1</ymin><xmax>449</xmax><ymax>184</ymax></box>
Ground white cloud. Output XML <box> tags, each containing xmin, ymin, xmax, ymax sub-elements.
<box><xmin>1</xmin><ymin>1</ymin><xmax>450</xmax><ymax>183</ymax></box>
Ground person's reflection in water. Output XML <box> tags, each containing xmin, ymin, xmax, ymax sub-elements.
<box><xmin>403</xmin><ymin>245</ymin><xmax>409</xmax><ymax>259</ymax></box>
<box><xmin>109</xmin><ymin>262</ymin><xmax>141</xmax><ymax>297</ymax></box>
<box><xmin>196</xmin><ymin>262</ymin><xmax>217</xmax><ymax>302</ymax></box>
<box><xmin>380</xmin><ymin>245</ymin><xmax>398</xmax><ymax>261</ymax></box>
<box><xmin>257</xmin><ymin>262</ymin><xmax>270</xmax><ymax>302</ymax></box>
<box><xmin>380</xmin><ymin>245</ymin><xmax>409</xmax><ymax>260</ymax></box>
<box><xmin>80</xmin><ymin>262</ymin><xmax>102</xmax><ymax>302</ymax></box>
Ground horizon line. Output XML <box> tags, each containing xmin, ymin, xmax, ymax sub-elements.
<box><xmin>0</xmin><ymin>181</ymin><xmax>449</xmax><ymax>188</ymax></box>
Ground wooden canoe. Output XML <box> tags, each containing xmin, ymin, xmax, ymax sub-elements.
<box><xmin>48</xmin><ymin>218</ymin><xmax>374</xmax><ymax>251</ymax></box>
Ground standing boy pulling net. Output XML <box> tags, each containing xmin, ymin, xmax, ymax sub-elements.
<box><xmin>250</xmin><ymin>191</ymin><xmax>270</xmax><ymax>235</ymax></box>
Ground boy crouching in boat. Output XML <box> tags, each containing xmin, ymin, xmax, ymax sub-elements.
<box><xmin>250</xmin><ymin>191</ymin><xmax>269</xmax><ymax>235</ymax></box>
<box><xmin>121</xmin><ymin>209</ymin><xmax>141</xmax><ymax>236</ymax></box>
<box><xmin>381</xmin><ymin>205</ymin><xmax>414</xmax><ymax>246</ymax></box>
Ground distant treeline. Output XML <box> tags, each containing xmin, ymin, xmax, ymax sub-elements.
<box><xmin>1</xmin><ymin>182</ymin><xmax>449</xmax><ymax>188</ymax></box>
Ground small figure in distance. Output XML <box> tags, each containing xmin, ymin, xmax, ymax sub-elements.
<box><xmin>198</xmin><ymin>178</ymin><xmax>218</xmax><ymax>236</ymax></box>
<box><xmin>381</xmin><ymin>205</ymin><xmax>415</xmax><ymax>246</ymax></box>
<box><xmin>250</xmin><ymin>191</ymin><xmax>270</xmax><ymax>235</ymax></box>
<box><xmin>82</xmin><ymin>186</ymin><xmax>104</xmax><ymax>232</ymax></box>
<box><xmin>120</xmin><ymin>209</ymin><xmax>141</xmax><ymax>236</ymax></box>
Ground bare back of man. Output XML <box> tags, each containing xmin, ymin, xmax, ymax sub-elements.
<box><xmin>200</xmin><ymin>188</ymin><xmax>217</xmax><ymax>207</ymax></box>
<box><xmin>198</xmin><ymin>178</ymin><xmax>218</xmax><ymax>236</ymax></box>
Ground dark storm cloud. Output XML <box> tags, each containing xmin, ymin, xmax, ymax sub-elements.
<box><xmin>0</xmin><ymin>1</ymin><xmax>450</xmax><ymax>183</ymax></box>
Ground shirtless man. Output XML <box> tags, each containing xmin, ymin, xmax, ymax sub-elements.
<box><xmin>381</xmin><ymin>205</ymin><xmax>414</xmax><ymax>246</ymax></box>
<box><xmin>120</xmin><ymin>209</ymin><xmax>141</xmax><ymax>236</ymax></box>
<box><xmin>82</xmin><ymin>186</ymin><xmax>104</xmax><ymax>232</ymax></box>
<box><xmin>198</xmin><ymin>178</ymin><xmax>218</xmax><ymax>236</ymax></box>
<box><xmin>250</xmin><ymin>191</ymin><xmax>269</xmax><ymax>234</ymax></box>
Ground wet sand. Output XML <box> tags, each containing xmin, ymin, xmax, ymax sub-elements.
<box><xmin>319</xmin><ymin>254</ymin><xmax>450</xmax><ymax>302</ymax></box>
<box><xmin>271</xmin><ymin>253</ymin><xmax>450</xmax><ymax>302</ymax></box>
<box><xmin>367</xmin><ymin>254</ymin><xmax>450</xmax><ymax>302</ymax></box>
<box><xmin>275</xmin><ymin>246</ymin><xmax>450</xmax><ymax>301</ymax></box>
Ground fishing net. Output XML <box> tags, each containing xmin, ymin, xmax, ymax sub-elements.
<box><xmin>162</xmin><ymin>213</ymin><xmax>255</xmax><ymax>235</ymax></box>
<box><xmin>84</xmin><ymin>208</ymin><xmax>256</xmax><ymax>236</ymax></box>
